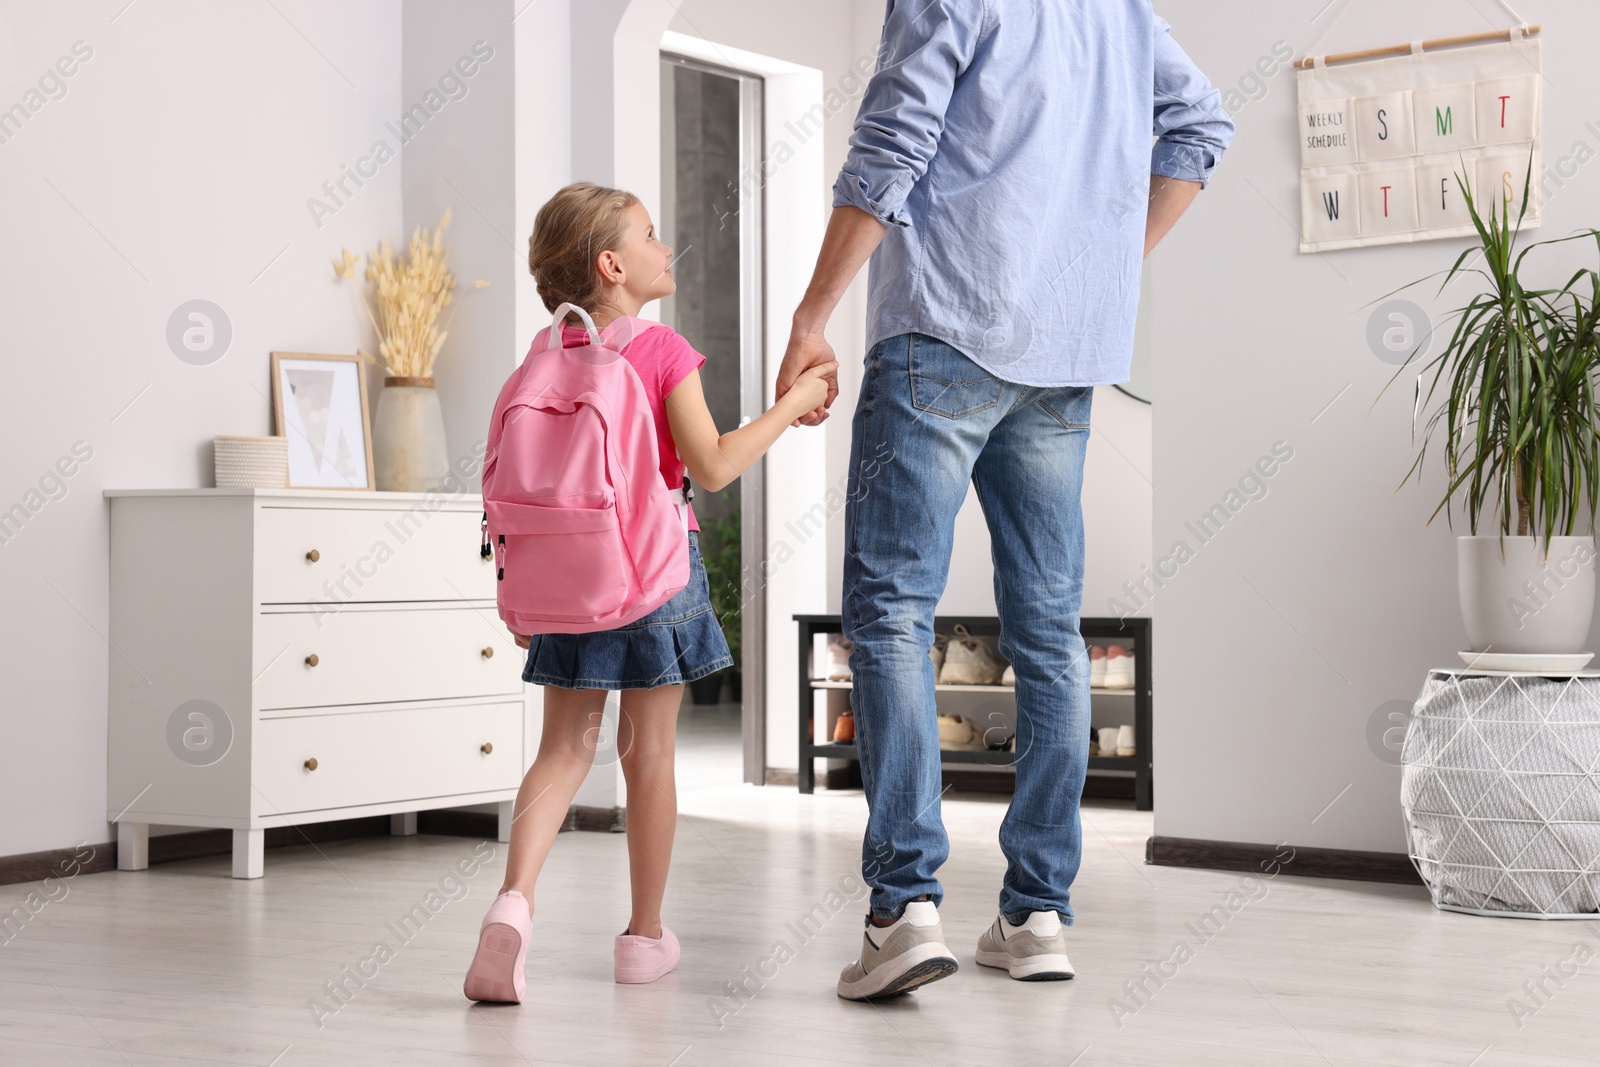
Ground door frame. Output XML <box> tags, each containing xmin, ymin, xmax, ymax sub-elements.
<box><xmin>659</xmin><ymin>50</ymin><xmax>768</xmax><ymax>784</ymax></box>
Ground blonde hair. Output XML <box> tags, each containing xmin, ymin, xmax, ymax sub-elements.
<box><xmin>528</xmin><ymin>182</ymin><xmax>640</xmax><ymax>321</ymax></box>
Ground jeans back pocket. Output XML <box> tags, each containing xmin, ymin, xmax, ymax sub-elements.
<box><xmin>908</xmin><ymin>334</ymin><xmax>1001</xmax><ymax>419</ymax></box>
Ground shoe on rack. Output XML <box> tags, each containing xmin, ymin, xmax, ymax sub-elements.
<box><xmin>1103</xmin><ymin>645</ymin><xmax>1134</xmax><ymax>689</ymax></box>
<box><xmin>985</xmin><ymin>726</ymin><xmax>1015</xmax><ymax>752</ymax></box>
<box><xmin>938</xmin><ymin>625</ymin><xmax>1005</xmax><ymax>686</ymax></box>
<box><xmin>463</xmin><ymin>890</ymin><xmax>532</xmax><ymax>1003</ymax></box>
<box><xmin>615</xmin><ymin>925</ymin><xmax>680</xmax><ymax>984</ymax></box>
<box><xmin>1089</xmin><ymin>645</ymin><xmax>1107</xmax><ymax>688</ymax></box>
<box><xmin>833</xmin><ymin>709</ymin><xmax>856</xmax><ymax>743</ymax></box>
<box><xmin>1001</xmin><ymin>663</ymin><xmax>1015</xmax><ymax>686</ymax></box>
<box><xmin>930</xmin><ymin>633</ymin><xmax>950</xmax><ymax>675</ymax></box>
<box><xmin>837</xmin><ymin>901</ymin><xmax>959</xmax><ymax>1001</ymax></box>
<box><xmin>937</xmin><ymin>713</ymin><xmax>986</xmax><ymax>751</ymax></box>
<box><xmin>825</xmin><ymin>635</ymin><xmax>854</xmax><ymax>682</ymax></box>
<box><xmin>975</xmin><ymin>910</ymin><xmax>1075</xmax><ymax>981</ymax></box>
<box><xmin>1116</xmin><ymin>724</ymin><xmax>1136</xmax><ymax>757</ymax></box>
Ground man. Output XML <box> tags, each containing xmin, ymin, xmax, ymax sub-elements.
<box><xmin>775</xmin><ymin>1</ymin><xmax>1234</xmax><ymax>1000</ymax></box>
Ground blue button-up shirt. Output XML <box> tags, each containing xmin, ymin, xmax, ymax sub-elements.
<box><xmin>834</xmin><ymin>1</ymin><xmax>1235</xmax><ymax>386</ymax></box>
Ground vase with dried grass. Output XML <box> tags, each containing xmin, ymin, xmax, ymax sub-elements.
<box><xmin>335</xmin><ymin>211</ymin><xmax>488</xmax><ymax>492</ymax></box>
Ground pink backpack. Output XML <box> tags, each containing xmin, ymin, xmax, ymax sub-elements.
<box><xmin>481</xmin><ymin>303</ymin><xmax>690</xmax><ymax>635</ymax></box>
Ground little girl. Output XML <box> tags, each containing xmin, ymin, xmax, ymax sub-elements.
<box><xmin>463</xmin><ymin>182</ymin><xmax>834</xmax><ymax>1001</ymax></box>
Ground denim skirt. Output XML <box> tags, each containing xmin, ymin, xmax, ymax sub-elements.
<box><xmin>521</xmin><ymin>531</ymin><xmax>733</xmax><ymax>690</ymax></box>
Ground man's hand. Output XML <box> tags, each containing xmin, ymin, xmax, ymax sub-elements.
<box><xmin>775</xmin><ymin>206</ymin><xmax>888</xmax><ymax>426</ymax></box>
<box><xmin>776</xmin><ymin>327</ymin><xmax>837</xmax><ymax>426</ymax></box>
<box><xmin>507</xmin><ymin>626</ymin><xmax>530</xmax><ymax>650</ymax></box>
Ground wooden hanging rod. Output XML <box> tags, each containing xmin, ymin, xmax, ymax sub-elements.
<box><xmin>1294</xmin><ymin>25</ymin><xmax>1541</xmax><ymax>70</ymax></box>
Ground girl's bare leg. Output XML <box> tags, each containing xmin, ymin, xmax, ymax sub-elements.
<box><xmin>616</xmin><ymin>683</ymin><xmax>684</xmax><ymax>939</ymax></box>
<box><xmin>496</xmin><ymin>685</ymin><xmax>610</xmax><ymax>914</ymax></box>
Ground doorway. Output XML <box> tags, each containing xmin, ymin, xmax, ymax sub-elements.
<box><xmin>658</xmin><ymin>52</ymin><xmax>766</xmax><ymax>785</ymax></box>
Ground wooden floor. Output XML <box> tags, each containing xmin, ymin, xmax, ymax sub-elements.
<box><xmin>3</xmin><ymin>704</ymin><xmax>1597</xmax><ymax>1065</ymax></box>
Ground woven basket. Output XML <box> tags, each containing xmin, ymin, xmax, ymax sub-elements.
<box><xmin>214</xmin><ymin>435</ymin><xmax>288</xmax><ymax>489</ymax></box>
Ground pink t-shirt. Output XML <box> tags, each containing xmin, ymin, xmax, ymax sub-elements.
<box><xmin>560</xmin><ymin>322</ymin><xmax>705</xmax><ymax>532</ymax></box>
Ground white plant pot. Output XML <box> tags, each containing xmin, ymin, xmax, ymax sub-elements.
<box><xmin>1457</xmin><ymin>535</ymin><xmax>1597</xmax><ymax>654</ymax></box>
<box><xmin>372</xmin><ymin>378</ymin><xmax>449</xmax><ymax>492</ymax></box>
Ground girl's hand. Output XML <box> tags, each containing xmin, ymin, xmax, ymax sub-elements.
<box><xmin>507</xmin><ymin>626</ymin><xmax>530</xmax><ymax>649</ymax></box>
<box><xmin>792</xmin><ymin>361</ymin><xmax>837</xmax><ymax>413</ymax></box>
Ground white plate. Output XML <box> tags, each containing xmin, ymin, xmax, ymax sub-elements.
<box><xmin>1457</xmin><ymin>651</ymin><xmax>1595</xmax><ymax>671</ymax></box>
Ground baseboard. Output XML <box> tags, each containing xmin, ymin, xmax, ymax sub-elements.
<box><xmin>0</xmin><ymin>805</ymin><xmax>626</xmax><ymax>888</ymax></box>
<box><xmin>1146</xmin><ymin>834</ymin><xmax>1421</xmax><ymax>886</ymax></box>
<box><xmin>419</xmin><ymin>804</ymin><xmax>623</xmax><ymax>836</ymax></box>
<box><xmin>0</xmin><ymin>841</ymin><xmax>118</xmax><ymax>888</ymax></box>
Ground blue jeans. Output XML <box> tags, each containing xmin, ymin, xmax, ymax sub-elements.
<box><xmin>842</xmin><ymin>333</ymin><xmax>1094</xmax><ymax>924</ymax></box>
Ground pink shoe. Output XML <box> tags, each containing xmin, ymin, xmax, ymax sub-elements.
<box><xmin>464</xmin><ymin>890</ymin><xmax>531</xmax><ymax>1002</ymax></box>
<box><xmin>614</xmin><ymin>925</ymin><xmax>680</xmax><ymax>984</ymax></box>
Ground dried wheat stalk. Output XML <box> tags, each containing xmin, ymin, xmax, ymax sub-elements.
<box><xmin>334</xmin><ymin>210</ymin><xmax>488</xmax><ymax>379</ymax></box>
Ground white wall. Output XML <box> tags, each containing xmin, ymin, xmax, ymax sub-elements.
<box><xmin>0</xmin><ymin>0</ymin><xmax>402</xmax><ymax>857</ymax></box>
<box><xmin>399</xmin><ymin>1</ymin><xmax>516</xmax><ymax>485</ymax></box>
<box><xmin>1154</xmin><ymin>0</ymin><xmax>1598</xmax><ymax>852</ymax></box>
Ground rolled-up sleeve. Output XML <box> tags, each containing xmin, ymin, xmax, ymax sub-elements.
<box><xmin>832</xmin><ymin>0</ymin><xmax>986</xmax><ymax>227</ymax></box>
<box><xmin>1150</xmin><ymin>16</ymin><xmax>1235</xmax><ymax>188</ymax></box>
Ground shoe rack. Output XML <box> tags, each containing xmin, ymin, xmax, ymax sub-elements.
<box><xmin>792</xmin><ymin>614</ymin><xmax>1153</xmax><ymax>810</ymax></box>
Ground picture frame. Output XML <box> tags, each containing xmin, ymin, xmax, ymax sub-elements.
<box><xmin>268</xmin><ymin>352</ymin><xmax>376</xmax><ymax>491</ymax></box>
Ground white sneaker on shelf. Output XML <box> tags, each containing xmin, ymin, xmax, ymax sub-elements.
<box><xmin>1116</xmin><ymin>724</ymin><xmax>1136</xmax><ymax>757</ymax></box>
<box><xmin>937</xmin><ymin>714</ymin><xmax>987</xmax><ymax>751</ymax></box>
<box><xmin>825</xmin><ymin>635</ymin><xmax>854</xmax><ymax>682</ymax></box>
<box><xmin>1103</xmin><ymin>645</ymin><xmax>1134</xmax><ymax>689</ymax></box>
<box><xmin>938</xmin><ymin>625</ymin><xmax>1005</xmax><ymax>685</ymax></box>
<box><xmin>1001</xmin><ymin>663</ymin><xmax>1015</xmax><ymax>686</ymax></box>
<box><xmin>1089</xmin><ymin>645</ymin><xmax>1107</xmax><ymax>688</ymax></box>
<box><xmin>930</xmin><ymin>633</ymin><xmax>950</xmax><ymax>675</ymax></box>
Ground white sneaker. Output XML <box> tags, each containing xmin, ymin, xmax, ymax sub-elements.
<box><xmin>825</xmin><ymin>635</ymin><xmax>854</xmax><ymax>682</ymax></box>
<box><xmin>1000</xmin><ymin>663</ymin><xmax>1015</xmax><ymax>686</ymax></box>
<box><xmin>975</xmin><ymin>910</ymin><xmax>1075</xmax><ymax>981</ymax></box>
<box><xmin>937</xmin><ymin>714</ymin><xmax>986</xmax><ymax>751</ymax></box>
<box><xmin>1089</xmin><ymin>645</ymin><xmax>1107</xmax><ymax>688</ymax></box>
<box><xmin>938</xmin><ymin>625</ymin><xmax>1005</xmax><ymax>685</ymax></box>
<box><xmin>1116</xmin><ymin>724</ymin><xmax>1136</xmax><ymax>757</ymax></box>
<box><xmin>1103</xmin><ymin>645</ymin><xmax>1134</xmax><ymax>689</ymax></box>
<box><xmin>837</xmin><ymin>901</ymin><xmax>958</xmax><ymax>1000</ymax></box>
<box><xmin>929</xmin><ymin>633</ymin><xmax>950</xmax><ymax>675</ymax></box>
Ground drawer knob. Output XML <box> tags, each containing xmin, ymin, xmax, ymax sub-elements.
<box><xmin>306</xmin><ymin>549</ymin><xmax>320</xmax><ymax>562</ymax></box>
<box><xmin>305</xmin><ymin>653</ymin><xmax>320</xmax><ymax>667</ymax></box>
<box><xmin>304</xmin><ymin>757</ymin><xmax>318</xmax><ymax>771</ymax></box>
<box><xmin>481</xmin><ymin>646</ymin><xmax>494</xmax><ymax>659</ymax></box>
<box><xmin>481</xmin><ymin>742</ymin><xmax>493</xmax><ymax>755</ymax></box>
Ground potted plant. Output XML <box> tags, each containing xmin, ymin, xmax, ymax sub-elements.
<box><xmin>1381</xmin><ymin>163</ymin><xmax>1600</xmax><ymax>655</ymax></box>
<box><xmin>693</xmin><ymin>502</ymin><xmax>743</xmax><ymax>704</ymax></box>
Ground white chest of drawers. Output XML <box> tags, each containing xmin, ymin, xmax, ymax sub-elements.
<box><xmin>105</xmin><ymin>488</ymin><xmax>529</xmax><ymax>878</ymax></box>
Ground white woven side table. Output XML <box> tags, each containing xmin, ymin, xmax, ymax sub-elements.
<box><xmin>1403</xmin><ymin>668</ymin><xmax>1600</xmax><ymax>918</ymax></box>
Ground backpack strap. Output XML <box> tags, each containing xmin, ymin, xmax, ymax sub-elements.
<box><xmin>600</xmin><ymin>317</ymin><xmax>692</xmax><ymax>533</ymax></box>
<box><xmin>545</xmin><ymin>302</ymin><xmax>601</xmax><ymax>349</ymax></box>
